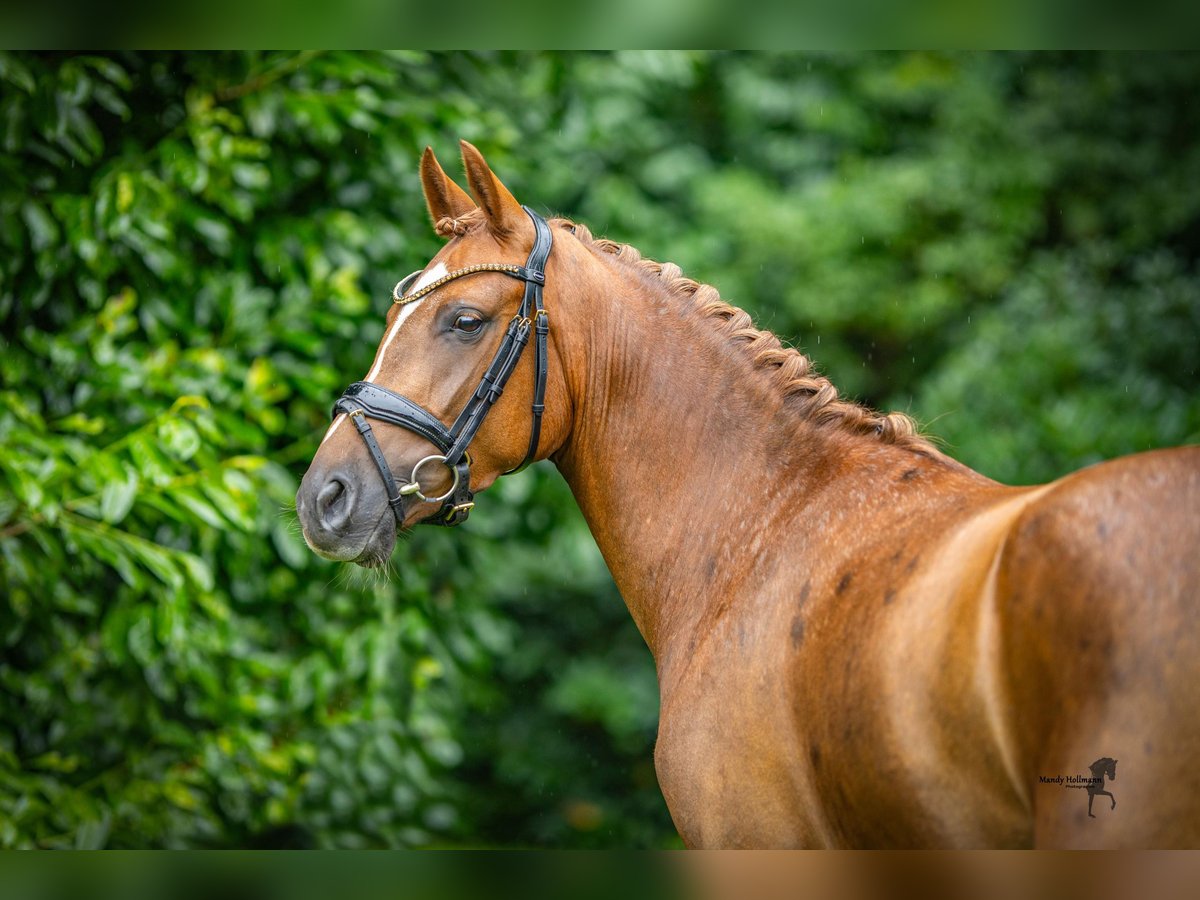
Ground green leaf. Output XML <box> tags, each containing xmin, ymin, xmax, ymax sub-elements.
<box><xmin>270</xmin><ymin>518</ymin><xmax>308</xmax><ymax>569</ymax></box>
<box><xmin>173</xmin><ymin>488</ymin><xmax>227</xmax><ymax>530</ymax></box>
<box><xmin>124</xmin><ymin>538</ymin><xmax>184</xmax><ymax>590</ymax></box>
<box><xmin>200</xmin><ymin>481</ymin><xmax>254</xmax><ymax>531</ymax></box>
<box><xmin>74</xmin><ymin>816</ymin><xmax>111</xmax><ymax>850</ymax></box>
<box><xmin>57</xmin><ymin>413</ymin><xmax>107</xmax><ymax>435</ymax></box>
<box><xmin>158</xmin><ymin>418</ymin><xmax>201</xmax><ymax>461</ymax></box>
<box><xmin>21</xmin><ymin>202</ymin><xmax>59</xmax><ymax>252</ymax></box>
<box><xmin>178</xmin><ymin>552</ymin><xmax>214</xmax><ymax>592</ymax></box>
<box><xmin>93</xmin><ymin>84</ymin><xmax>131</xmax><ymax>120</ymax></box>
<box><xmin>99</xmin><ymin>467</ymin><xmax>139</xmax><ymax>524</ymax></box>
<box><xmin>0</xmin><ymin>53</ymin><xmax>35</xmax><ymax>93</ymax></box>
<box><xmin>79</xmin><ymin>55</ymin><xmax>130</xmax><ymax>89</ymax></box>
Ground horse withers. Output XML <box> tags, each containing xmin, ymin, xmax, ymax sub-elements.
<box><xmin>296</xmin><ymin>142</ymin><xmax>1200</xmax><ymax>848</ymax></box>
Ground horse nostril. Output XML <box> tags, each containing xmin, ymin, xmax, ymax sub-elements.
<box><xmin>316</xmin><ymin>474</ymin><xmax>355</xmax><ymax>531</ymax></box>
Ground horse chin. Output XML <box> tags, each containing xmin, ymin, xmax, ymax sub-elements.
<box><xmin>353</xmin><ymin>510</ymin><xmax>399</xmax><ymax>568</ymax></box>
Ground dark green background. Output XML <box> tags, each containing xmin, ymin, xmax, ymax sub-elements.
<box><xmin>1</xmin><ymin>52</ymin><xmax>1197</xmax><ymax>847</ymax></box>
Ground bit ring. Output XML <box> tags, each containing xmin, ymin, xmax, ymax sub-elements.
<box><xmin>399</xmin><ymin>455</ymin><xmax>460</xmax><ymax>503</ymax></box>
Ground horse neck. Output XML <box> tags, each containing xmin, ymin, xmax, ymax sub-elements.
<box><xmin>547</xmin><ymin>240</ymin><xmax>897</xmax><ymax>665</ymax></box>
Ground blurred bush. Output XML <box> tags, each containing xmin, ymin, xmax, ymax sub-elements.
<box><xmin>0</xmin><ymin>52</ymin><xmax>1196</xmax><ymax>847</ymax></box>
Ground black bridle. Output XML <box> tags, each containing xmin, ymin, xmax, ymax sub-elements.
<box><xmin>331</xmin><ymin>206</ymin><xmax>552</xmax><ymax>527</ymax></box>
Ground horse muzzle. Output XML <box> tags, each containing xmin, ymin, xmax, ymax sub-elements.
<box><xmin>296</xmin><ymin>462</ymin><xmax>399</xmax><ymax>564</ymax></box>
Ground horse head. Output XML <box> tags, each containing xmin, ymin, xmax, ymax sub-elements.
<box><xmin>296</xmin><ymin>142</ymin><xmax>572</xmax><ymax>565</ymax></box>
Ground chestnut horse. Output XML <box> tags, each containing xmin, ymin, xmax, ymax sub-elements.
<box><xmin>297</xmin><ymin>142</ymin><xmax>1200</xmax><ymax>848</ymax></box>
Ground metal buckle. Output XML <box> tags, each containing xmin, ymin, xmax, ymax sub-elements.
<box><xmin>397</xmin><ymin>454</ymin><xmax>461</xmax><ymax>504</ymax></box>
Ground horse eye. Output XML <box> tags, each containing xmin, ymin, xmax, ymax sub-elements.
<box><xmin>453</xmin><ymin>313</ymin><xmax>484</xmax><ymax>334</ymax></box>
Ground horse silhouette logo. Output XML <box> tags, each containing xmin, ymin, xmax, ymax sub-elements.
<box><xmin>1085</xmin><ymin>757</ymin><xmax>1117</xmax><ymax>818</ymax></box>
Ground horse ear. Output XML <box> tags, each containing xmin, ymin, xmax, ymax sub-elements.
<box><xmin>460</xmin><ymin>140</ymin><xmax>526</xmax><ymax>237</ymax></box>
<box><xmin>420</xmin><ymin>146</ymin><xmax>475</xmax><ymax>228</ymax></box>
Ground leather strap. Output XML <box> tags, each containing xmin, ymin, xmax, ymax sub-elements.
<box><xmin>505</xmin><ymin>208</ymin><xmax>553</xmax><ymax>474</ymax></box>
<box><xmin>336</xmin><ymin>382</ymin><xmax>455</xmax><ymax>453</ymax></box>
<box><xmin>438</xmin><ymin>457</ymin><xmax>475</xmax><ymax>526</ymax></box>
<box><xmin>529</xmin><ymin>309</ymin><xmax>550</xmax><ymax>459</ymax></box>
<box><xmin>337</xmin><ymin>400</ymin><xmax>406</xmax><ymax>521</ymax></box>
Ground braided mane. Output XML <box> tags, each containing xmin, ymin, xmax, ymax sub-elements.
<box><xmin>553</xmin><ymin>218</ymin><xmax>932</xmax><ymax>451</ymax></box>
<box><xmin>431</xmin><ymin>208</ymin><xmax>930</xmax><ymax>450</ymax></box>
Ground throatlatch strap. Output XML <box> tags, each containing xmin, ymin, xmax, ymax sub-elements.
<box><xmin>529</xmin><ymin>310</ymin><xmax>550</xmax><ymax>453</ymax></box>
<box><xmin>505</xmin><ymin>207</ymin><xmax>553</xmax><ymax>474</ymax></box>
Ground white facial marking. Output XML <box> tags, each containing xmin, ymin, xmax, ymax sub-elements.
<box><xmin>319</xmin><ymin>261</ymin><xmax>448</xmax><ymax>445</ymax></box>
<box><xmin>321</xmin><ymin>413</ymin><xmax>347</xmax><ymax>445</ymax></box>
<box><xmin>365</xmin><ymin>261</ymin><xmax>447</xmax><ymax>385</ymax></box>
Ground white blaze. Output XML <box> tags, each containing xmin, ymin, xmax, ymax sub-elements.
<box><xmin>320</xmin><ymin>262</ymin><xmax>448</xmax><ymax>445</ymax></box>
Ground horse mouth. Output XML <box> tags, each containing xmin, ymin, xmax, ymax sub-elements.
<box><xmin>353</xmin><ymin>509</ymin><xmax>399</xmax><ymax>568</ymax></box>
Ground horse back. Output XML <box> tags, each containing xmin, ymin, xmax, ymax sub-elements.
<box><xmin>995</xmin><ymin>446</ymin><xmax>1200</xmax><ymax>847</ymax></box>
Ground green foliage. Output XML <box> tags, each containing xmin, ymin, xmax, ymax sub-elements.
<box><xmin>1</xmin><ymin>52</ymin><xmax>1197</xmax><ymax>847</ymax></box>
